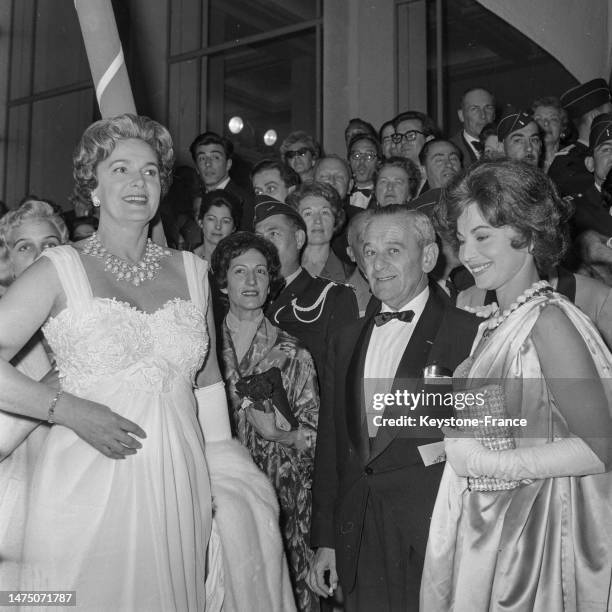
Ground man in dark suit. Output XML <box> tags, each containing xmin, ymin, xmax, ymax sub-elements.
<box><xmin>253</xmin><ymin>197</ymin><xmax>359</xmax><ymax>379</ymax></box>
<box><xmin>450</xmin><ymin>87</ymin><xmax>495</xmax><ymax>169</ymax></box>
<box><xmin>308</xmin><ymin>205</ymin><xmax>479</xmax><ymax>611</ymax></box>
<box><xmin>189</xmin><ymin>131</ymin><xmax>255</xmax><ymax>230</ymax></box>
<box><xmin>409</xmin><ymin>138</ymin><xmax>463</xmax><ymax>216</ymax></box>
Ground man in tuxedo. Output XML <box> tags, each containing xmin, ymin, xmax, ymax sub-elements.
<box><xmin>346</xmin><ymin>134</ymin><xmax>381</xmax><ymax>217</ymax></box>
<box><xmin>189</xmin><ymin>131</ymin><xmax>255</xmax><ymax>230</ymax></box>
<box><xmin>308</xmin><ymin>205</ymin><xmax>479</xmax><ymax>611</ymax></box>
<box><xmin>450</xmin><ymin>87</ymin><xmax>495</xmax><ymax>168</ymax></box>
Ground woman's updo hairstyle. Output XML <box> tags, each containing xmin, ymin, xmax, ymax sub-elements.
<box><xmin>72</xmin><ymin>114</ymin><xmax>174</xmax><ymax>205</ymax></box>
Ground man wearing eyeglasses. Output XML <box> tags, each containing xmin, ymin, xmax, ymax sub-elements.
<box><xmin>450</xmin><ymin>87</ymin><xmax>496</xmax><ymax>168</ymax></box>
<box><xmin>379</xmin><ymin>120</ymin><xmax>397</xmax><ymax>160</ymax></box>
<box><xmin>346</xmin><ymin>134</ymin><xmax>382</xmax><ymax>217</ymax></box>
<box><xmin>391</xmin><ymin>111</ymin><xmax>438</xmax><ymax>196</ymax></box>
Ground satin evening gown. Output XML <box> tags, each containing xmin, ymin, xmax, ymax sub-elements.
<box><xmin>421</xmin><ymin>291</ymin><xmax>612</xmax><ymax>612</ymax></box>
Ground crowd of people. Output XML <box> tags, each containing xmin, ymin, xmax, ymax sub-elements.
<box><xmin>0</xmin><ymin>76</ymin><xmax>611</xmax><ymax>612</ymax></box>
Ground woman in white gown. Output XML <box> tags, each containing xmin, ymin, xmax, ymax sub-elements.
<box><xmin>0</xmin><ymin>115</ymin><xmax>294</xmax><ymax>611</ymax></box>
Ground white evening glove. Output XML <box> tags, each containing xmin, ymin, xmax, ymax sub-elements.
<box><xmin>446</xmin><ymin>436</ymin><xmax>605</xmax><ymax>480</ymax></box>
<box><xmin>195</xmin><ymin>381</ymin><xmax>232</xmax><ymax>443</ymax></box>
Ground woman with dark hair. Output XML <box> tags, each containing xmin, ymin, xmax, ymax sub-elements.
<box><xmin>287</xmin><ymin>181</ymin><xmax>353</xmax><ymax>283</ymax></box>
<box><xmin>194</xmin><ymin>189</ymin><xmax>241</xmax><ymax>261</ymax></box>
<box><xmin>421</xmin><ymin>161</ymin><xmax>612</xmax><ymax>611</ymax></box>
<box><xmin>213</xmin><ymin>231</ymin><xmax>319</xmax><ymax>612</ymax></box>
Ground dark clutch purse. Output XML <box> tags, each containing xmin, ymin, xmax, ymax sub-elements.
<box><xmin>455</xmin><ymin>384</ymin><xmax>521</xmax><ymax>491</ymax></box>
<box><xmin>235</xmin><ymin>367</ymin><xmax>299</xmax><ymax>431</ymax></box>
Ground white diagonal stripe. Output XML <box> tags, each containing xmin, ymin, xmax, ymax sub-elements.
<box><xmin>96</xmin><ymin>48</ymin><xmax>124</xmax><ymax>103</ymax></box>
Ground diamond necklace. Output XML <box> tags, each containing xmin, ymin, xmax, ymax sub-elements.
<box><xmin>81</xmin><ymin>232</ymin><xmax>171</xmax><ymax>286</ymax></box>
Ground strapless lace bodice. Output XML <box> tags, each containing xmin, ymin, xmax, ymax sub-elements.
<box><xmin>39</xmin><ymin>245</ymin><xmax>210</xmax><ymax>396</ymax></box>
<box><xmin>43</xmin><ymin>297</ymin><xmax>209</xmax><ymax>395</ymax></box>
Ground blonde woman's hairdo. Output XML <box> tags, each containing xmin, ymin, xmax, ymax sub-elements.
<box><xmin>0</xmin><ymin>200</ymin><xmax>69</xmax><ymax>246</ymax></box>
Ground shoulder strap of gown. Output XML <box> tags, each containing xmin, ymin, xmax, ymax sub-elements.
<box><xmin>183</xmin><ymin>251</ymin><xmax>209</xmax><ymax>314</ymax></box>
<box><xmin>41</xmin><ymin>245</ymin><xmax>93</xmax><ymax>310</ymax></box>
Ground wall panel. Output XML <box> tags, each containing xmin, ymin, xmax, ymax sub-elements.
<box><xmin>29</xmin><ymin>90</ymin><xmax>94</xmax><ymax>209</ymax></box>
<box><xmin>33</xmin><ymin>0</ymin><xmax>89</xmax><ymax>94</ymax></box>
<box><xmin>169</xmin><ymin>61</ymin><xmax>200</xmax><ymax>166</ymax></box>
<box><xmin>9</xmin><ymin>0</ymin><xmax>35</xmax><ymax>100</ymax></box>
<box><xmin>5</xmin><ymin>104</ymin><xmax>31</xmax><ymax>206</ymax></box>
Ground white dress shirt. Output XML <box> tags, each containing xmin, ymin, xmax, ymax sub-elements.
<box><xmin>463</xmin><ymin>130</ymin><xmax>481</xmax><ymax>160</ymax></box>
<box><xmin>206</xmin><ymin>175</ymin><xmax>230</xmax><ymax>192</ymax></box>
<box><xmin>364</xmin><ymin>286</ymin><xmax>430</xmax><ymax>436</ymax></box>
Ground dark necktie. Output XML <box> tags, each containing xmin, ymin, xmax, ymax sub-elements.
<box><xmin>470</xmin><ymin>139</ymin><xmax>484</xmax><ymax>154</ymax></box>
<box><xmin>374</xmin><ymin>310</ymin><xmax>415</xmax><ymax>327</ymax></box>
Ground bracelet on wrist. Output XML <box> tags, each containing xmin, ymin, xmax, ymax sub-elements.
<box><xmin>48</xmin><ymin>389</ymin><xmax>63</xmax><ymax>424</ymax></box>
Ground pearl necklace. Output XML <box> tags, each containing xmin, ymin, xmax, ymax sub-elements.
<box><xmin>81</xmin><ymin>232</ymin><xmax>171</xmax><ymax>286</ymax></box>
<box><xmin>483</xmin><ymin>280</ymin><xmax>552</xmax><ymax>333</ymax></box>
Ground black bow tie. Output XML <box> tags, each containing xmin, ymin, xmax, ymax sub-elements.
<box><xmin>470</xmin><ymin>139</ymin><xmax>484</xmax><ymax>153</ymax></box>
<box><xmin>374</xmin><ymin>310</ymin><xmax>415</xmax><ymax>327</ymax></box>
<box><xmin>351</xmin><ymin>187</ymin><xmax>372</xmax><ymax>197</ymax></box>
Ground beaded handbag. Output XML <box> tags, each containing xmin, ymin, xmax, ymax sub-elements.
<box><xmin>457</xmin><ymin>383</ymin><xmax>521</xmax><ymax>491</ymax></box>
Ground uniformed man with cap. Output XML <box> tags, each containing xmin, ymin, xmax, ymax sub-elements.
<box><xmin>253</xmin><ymin>195</ymin><xmax>359</xmax><ymax>380</ymax></box>
<box><xmin>549</xmin><ymin>78</ymin><xmax>612</xmax><ymax>195</ymax></box>
<box><xmin>565</xmin><ymin>113</ymin><xmax>612</xmax><ymax>283</ymax></box>
<box><xmin>497</xmin><ymin>107</ymin><xmax>542</xmax><ymax>166</ymax></box>
<box><xmin>569</xmin><ymin>112</ymin><xmax>612</xmax><ymax>236</ymax></box>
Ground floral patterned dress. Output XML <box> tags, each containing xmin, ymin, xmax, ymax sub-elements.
<box><xmin>222</xmin><ymin>316</ymin><xmax>319</xmax><ymax>612</ymax></box>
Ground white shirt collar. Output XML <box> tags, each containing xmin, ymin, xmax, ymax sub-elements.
<box><xmin>206</xmin><ymin>175</ymin><xmax>231</xmax><ymax>192</ymax></box>
<box><xmin>463</xmin><ymin>130</ymin><xmax>480</xmax><ymax>154</ymax></box>
<box><xmin>380</xmin><ymin>284</ymin><xmax>429</xmax><ymax>318</ymax></box>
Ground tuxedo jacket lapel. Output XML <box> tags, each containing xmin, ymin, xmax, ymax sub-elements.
<box><xmin>346</xmin><ymin>316</ymin><xmax>375</xmax><ymax>464</ymax></box>
<box><xmin>368</xmin><ymin>290</ymin><xmax>444</xmax><ymax>463</ymax></box>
